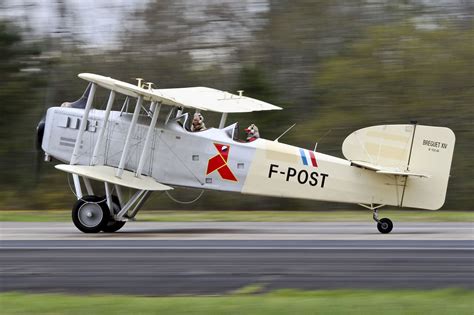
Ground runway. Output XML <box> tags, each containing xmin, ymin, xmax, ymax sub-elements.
<box><xmin>1</xmin><ymin>222</ymin><xmax>473</xmax><ymax>295</ymax></box>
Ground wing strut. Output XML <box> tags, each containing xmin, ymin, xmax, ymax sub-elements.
<box><xmin>71</xmin><ymin>83</ymin><xmax>96</xmax><ymax>165</ymax></box>
<box><xmin>91</xmin><ymin>90</ymin><xmax>115</xmax><ymax>165</ymax></box>
<box><xmin>136</xmin><ymin>101</ymin><xmax>161</xmax><ymax>177</ymax></box>
<box><xmin>70</xmin><ymin>82</ymin><xmax>97</xmax><ymax>199</ymax></box>
<box><xmin>116</xmin><ymin>95</ymin><xmax>142</xmax><ymax>178</ymax></box>
<box><xmin>218</xmin><ymin>112</ymin><xmax>228</xmax><ymax>129</ymax></box>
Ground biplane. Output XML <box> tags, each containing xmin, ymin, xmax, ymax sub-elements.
<box><xmin>36</xmin><ymin>73</ymin><xmax>455</xmax><ymax>234</ymax></box>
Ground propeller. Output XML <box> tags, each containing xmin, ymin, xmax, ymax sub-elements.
<box><xmin>34</xmin><ymin>114</ymin><xmax>46</xmax><ymax>182</ymax></box>
<box><xmin>33</xmin><ymin>69</ymin><xmax>55</xmax><ymax>181</ymax></box>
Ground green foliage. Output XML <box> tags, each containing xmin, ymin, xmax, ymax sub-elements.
<box><xmin>0</xmin><ymin>22</ymin><xmax>44</xmax><ymax>150</ymax></box>
<box><xmin>1</xmin><ymin>289</ymin><xmax>473</xmax><ymax>315</ymax></box>
<box><xmin>316</xmin><ymin>22</ymin><xmax>473</xmax><ymax>115</ymax></box>
<box><xmin>1</xmin><ymin>209</ymin><xmax>472</xmax><ymax>222</ymax></box>
<box><xmin>238</xmin><ymin>66</ymin><xmax>276</xmax><ymax>103</ymax></box>
<box><xmin>0</xmin><ymin>21</ymin><xmax>47</xmax><ymax>196</ymax></box>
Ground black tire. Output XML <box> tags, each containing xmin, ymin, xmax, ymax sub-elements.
<box><xmin>103</xmin><ymin>220</ymin><xmax>126</xmax><ymax>233</ymax></box>
<box><xmin>102</xmin><ymin>195</ymin><xmax>126</xmax><ymax>233</ymax></box>
<box><xmin>377</xmin><ymin>218</ymin><xmax>393</xmax><ymax>234</ymax></box>
<box><xmin>72</xmin><ymin>195</ymin><xmax>109</xmax><ymax>233</ymax></box>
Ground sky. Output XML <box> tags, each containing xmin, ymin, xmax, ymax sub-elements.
<box><xmin>1</xmin><ymin>0</ymin><xmax>150</xmax><ymax>48</ymax></box>
<box><xmin>0</xmin><ymin>0</ymin><xmax>270</xmax><ymax>51</ymax></box>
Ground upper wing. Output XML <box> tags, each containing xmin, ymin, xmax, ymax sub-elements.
<box><xmin>156</xmin><ymin>87</ymin><xmax>281</xmax><ymax>113</ymax></box>
<box><xmin>78</xmin><ymin>73</ymin><xmax>282</xmax><ymax>113</ymax></box>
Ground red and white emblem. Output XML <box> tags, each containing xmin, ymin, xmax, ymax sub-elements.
<box><xmin>206</xmin><ymin>143</ymin><xmax>238</xmax><ymax>182</ymax></box>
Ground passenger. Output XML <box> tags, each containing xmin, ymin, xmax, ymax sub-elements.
<box><xmin>245</xmin><ymin>124</ymin><xmax>260</xmax><ymax>142</ymax></box>
<box><xmin>191</xmin><ymin>112</ymin><xmax>207</xmax><ymax>132</ymax></box>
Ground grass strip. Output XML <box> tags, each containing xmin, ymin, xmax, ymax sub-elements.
<box><xmin>1</xmin><ymin>289</ymin><xmax>473</xmax><ymax>315</ymax></box>
<box><xmin>0</xmin><ymin>209</ymin><xmax>472</xmax><ymax>222</ymax></box>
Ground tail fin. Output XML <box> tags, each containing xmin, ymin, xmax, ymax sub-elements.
<box><xmin>400</xmin><ymin>125</ymin><xmax>455</xmax><ymax>210</ymax></box>
<box><xmin>342</xmin><ymin>124</ymin><xmax>455</xmax><ymax>210</ymax></box>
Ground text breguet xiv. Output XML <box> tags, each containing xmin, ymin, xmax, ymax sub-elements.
<box><xmin>423</xmin><ymin>139</ymin><xmax>448</xmax><ymax>149</ymax></box>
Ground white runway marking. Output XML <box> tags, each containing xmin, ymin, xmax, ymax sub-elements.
<box><xmin>1</xmin><ymin>246</ymin><xmax>472</xmax><ymax>250</ymax></box>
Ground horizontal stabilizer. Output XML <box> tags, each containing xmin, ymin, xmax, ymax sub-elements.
<box><xmin>351</xmin><ymin>160</ymin><xmax>429</xmax><ymax>178</ymax></box>
<box><xmin>55</xmin><ymin>164</ymin><xmax>173</xmax><ymax>191</ymax></box>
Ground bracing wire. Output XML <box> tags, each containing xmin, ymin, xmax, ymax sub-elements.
<box><xmin>165</xmin><ymin>189</ymin><xmax>204</xmax><ymax>205</ymax></box>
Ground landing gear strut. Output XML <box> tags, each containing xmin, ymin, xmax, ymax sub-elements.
<box><xmin>359</xmin><ymin>203</ymin><xmax>393</xmax><ymax>234</ymax></box>
<box><xmin>102</xmin><ymin>195</ymin><xmax>126</xmax><ymax>233</ymax></box>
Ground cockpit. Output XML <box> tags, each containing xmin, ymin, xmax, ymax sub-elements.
<box><xmin>165</xmin><ymin>107</ymin><xmax>257</xmax><ymax>143</ymax></box>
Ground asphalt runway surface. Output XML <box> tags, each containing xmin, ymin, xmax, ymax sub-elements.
<box><xmin>1</xmin><ymin>222</ymin><xmax>473</xmax><ymax>295</ymax></box>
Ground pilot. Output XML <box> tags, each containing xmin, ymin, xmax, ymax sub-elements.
<box><xmin>191</xmin><ymin>112</ymin><xmax>206</xmax><ymax>132</ymax></box>
<box><xmin>245</xmin><ymin>124</ymin><xmax>260</xmax><ymax>142</ymax></box>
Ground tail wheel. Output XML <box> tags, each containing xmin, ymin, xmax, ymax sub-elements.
<box><xmin>377</xmin><ymin>218</ymin><xmax>393</xmax><ymax>234</ymax></box>
<box><xmin>72</xmin><ymin>195</ymin><xmax>108</xmax><ymax>233</ymax></box>
<box><xmin>102</xmin><ymin>195</ymin><xmax>126</xmax><ymax>233</ymax></box>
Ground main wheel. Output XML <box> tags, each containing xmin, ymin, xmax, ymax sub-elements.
<box><xmin>102</xmin><ymin>195</ymin><xmax>126</xmax><ymax>233</ymax></box>
<box><xmin>377</xmin><ymin>218</ymin><xmax>393</xmax><ymax>234</ymax></box>
<box><xmin>72</xmin><ymin>195</ymin><xmax>109</xmax><ymax>233</ymax></box>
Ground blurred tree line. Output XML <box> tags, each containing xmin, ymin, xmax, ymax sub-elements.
<box><xmin>0</xmin><ymin>0</ymin><xmax>472</xmax><ymax>210</ymax></box>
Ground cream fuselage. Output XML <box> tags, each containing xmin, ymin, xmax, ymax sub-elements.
<box><xmin>42</xmin><ymin>106</ymin><xmax>405</xmax><ymax>208</ymax></box>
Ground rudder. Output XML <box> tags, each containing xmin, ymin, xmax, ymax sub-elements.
<box><xmin>401</xmin><ymin>125</ymin><xmax>455</xmax><ymax>210</ymax></box>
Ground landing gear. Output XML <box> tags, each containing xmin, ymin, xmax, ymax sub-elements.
<box><xmin>72</xmin><ymin>195</ymin><xmax>126</xmax><ymax>233</ymax></box>
<box><xmin>359</xmin><ymin>203</ymin><xmax>393</xmax><ymax>234</ymax></box>
<box><xmin>69</xmin><ymin>175</ymin><xmax>151</xmax><ymax>233</ymax></box>
<box><xmin>72</xmin><ymin>195</ymin><xmax>109</xmax><ymax>233</ymax></box>
<box><xmin>102</xmin><ymin>195</ymin><xmax>126</xmax><ymax>233</ymax></box>
<box><xmin>372</xmin><ymin>207</ymin><xmax>393</xmax><ymax>234</ymax></box>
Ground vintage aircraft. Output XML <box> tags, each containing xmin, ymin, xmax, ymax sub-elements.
<box><xmin>36</xmin><ymin>73</ymin><xmax>455</xmax><ymax>234</ymax></box>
